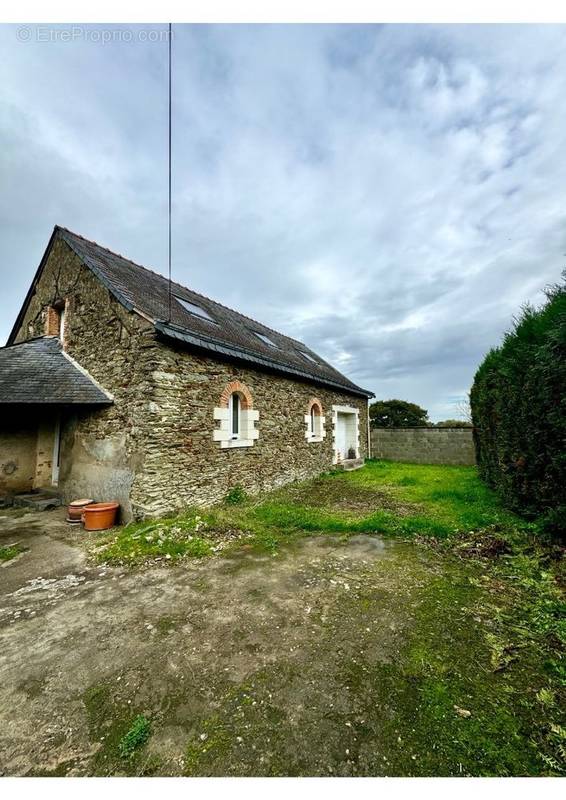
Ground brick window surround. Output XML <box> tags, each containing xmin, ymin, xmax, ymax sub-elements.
<box><xmin>44</xmin><ymin>306</ymin><xmax>61</xmax><ymax>336</ymax></box>
<box><xmin>218</xmin><ymin>380</ymin><xmax>253</xmax><ymax>410</ymax></box>
<box><xmin>44</xmin><ymin>299</ymin><xmax>66</xmax><ymax>343</ymax></box>
<box><xmin>213</xmin><ymin>380</ymin><xmax>259</xmax><ymax>449</ymax></box>
<box><xmin>304</xmin><ymin>397</ymin><xmax>326</xmax><ymax>442</ymax></box>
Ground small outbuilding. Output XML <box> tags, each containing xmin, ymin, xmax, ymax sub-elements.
<box><xmin>1</xmin><ymin>226</ymin><xmax>373</xmax><ymax>519</ymax></box>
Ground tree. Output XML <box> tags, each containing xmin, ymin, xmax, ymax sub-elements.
<box><xmin>369</xmin><ymin>399</ymin><xmax>429</xmax><ymax>428</ymax></box>
<box><xmin>435</xmin><ymin>419</ymin><xmax>473</xmax><ymax>428</ymax></box>
<box><xmin>470</xmin><ymin>273</ymin><xmax>566</xmax><ymax>536</ymax></box>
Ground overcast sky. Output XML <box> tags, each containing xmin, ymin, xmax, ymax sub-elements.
<box><xmin>1</xmin><ymin>24</ymin><xmax>565</xmax><ymax>420</ymax></box>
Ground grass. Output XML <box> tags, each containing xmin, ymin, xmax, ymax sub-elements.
<box><xmin>83</xmin><ymin>684</ymin><xmax>157</xmax><ymax>776</ymax></box>
<box><xmin>178</xmin><ymin>550</ymin><xmax>564</xmax><ymax>776</ymax></box>
<box><xmin>96</xmin><ymin>511</ymin><xmax>214</xmax><ymax>564</ymax></box>
<box><xmin>95</xmin><ymin>460</ymin><xmax>529</xmax><ymax>566</ymax></box>
<box><xmin>119</xmin><ymin>715</ymin><xmax>151</xmax><ymax>759</ymax></box>
<box><xmin>0</xmin><ymin>543</ymin><xmax>24</xmax><ymax>562</ymax></box>
<box><xmin>83</xmin><ymin>460</ymin><xmax>564</xmax><ymax>775</ymax></box>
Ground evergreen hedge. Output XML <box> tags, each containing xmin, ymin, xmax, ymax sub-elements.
<box><xmin>470</xmin><ymin>276</ymin><xmax>566</xmax><ymax>535</ymax></box>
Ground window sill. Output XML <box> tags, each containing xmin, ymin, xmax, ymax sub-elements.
<box><xmin>307</xmin><ymin>436</ymin><xmax>324</xmax><ymax>443</ymax></box>
<box><xmin>220</xmin><ymin>438</ymin><xmax>254</xmax><ymax>449</ymax></box>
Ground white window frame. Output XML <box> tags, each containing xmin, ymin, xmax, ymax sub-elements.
<box><xmin>304</xmin><ymin>404</ymin><xmax>326</xmax><ymax>443</ymax></box>
<box><xmin>213</xmin><ymin>395</ymin><xmax>259</xmax><ymax>449</ymax></box>
<box><xmin>59</xmin><ymin>306</ymin><xmax>66</xmax><ymax>342</ymax></box>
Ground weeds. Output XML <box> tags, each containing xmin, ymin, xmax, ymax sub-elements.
<box><xmin>119</xmin><ymin>715</ymin><xmax>151</xmax><ymax>759</ymax></box>
<box><xmin>0</xmin><ymin>544</ymin><xmax>23</xmax><ymax>561</ymax></box>
<box><xmin>225</xmin><ymin>485</ymin><xmax>248</xmax><ymax>505</ymax></box>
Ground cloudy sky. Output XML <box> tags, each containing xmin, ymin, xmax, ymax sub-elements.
<box><xmin>1</xmin><ymin>23</ymin><xmax>565</xmax><ymax>420</ymax></box>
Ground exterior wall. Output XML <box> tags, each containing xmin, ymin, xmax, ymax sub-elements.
<box><xmin>35</xmin><ymin>418</ymin><xmax>56</xmax><ymax>488</ymax></box>
<box><xmin>129</xmin><ymin>342</ymin><xmax>369</xmax><ymax>517</ymax></box>
<box><xmin>371</xmin><ymin>427</ymin><xmax>475</xmax><ymax>466</ymax></box>
<box><xmin>0</xmin><ymin>415</ymin><xmax>37</xmax><ymax>494</ymax></box>
<box><xmin>13</xmin><ymin>238</ymin><xmax>158</xmax><ymax>519</ymax></box>
<box><xmin>12</xmin><ymin>236</ymin><xmax>370</xmax><ymax>520</ymax></box>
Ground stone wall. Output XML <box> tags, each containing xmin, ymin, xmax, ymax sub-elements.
<box><xmin>129</xmin><ymin>341</ymin><xmax>369</xmax><ymax>518</ymax></box>
<box><xmin>14</xmin><ymin>238</ymin><xmax>157</xmax><ymax>519</ymax></box>
<box><xmin>0</xmin><ymin>414</ymin><xmax>37</xmax><ymax>494</ymax></box>
<box><xmin>13</xmin><ymin>237</ymin><xmax>369</xmax><ymax>520</ymax></box>
<box><xmin>371</xmin><ymin>427</ymin><xmax>475</xmax><ymax>466</ymax></box>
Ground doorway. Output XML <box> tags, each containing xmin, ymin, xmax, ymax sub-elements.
<box><xmin>332</xmin><ymin>406</ymin><xmax>359</xmax><ymax>464</ymax></box>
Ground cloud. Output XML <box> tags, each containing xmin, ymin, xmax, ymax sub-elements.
<box><xmin>1</xmin><ymin>23</ymin><xmax>565</xmax><ymax>420</ymax></box>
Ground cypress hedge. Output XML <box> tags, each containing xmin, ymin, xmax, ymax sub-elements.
<box><xmin>470</xmin><ymin>275</ymin><xmax>566</xmax><ymax>535</ymax></box>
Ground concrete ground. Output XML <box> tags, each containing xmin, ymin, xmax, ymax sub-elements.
<box><xmin>0</xmin><ymin>507</ymin><xmax>445</xmax><ymax>776</ymax></box>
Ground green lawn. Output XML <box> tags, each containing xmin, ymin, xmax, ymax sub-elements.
<box><xmin>97</xmin><ymin>460</ymin><xmax>528</xmax><ymax>565</ymax></box>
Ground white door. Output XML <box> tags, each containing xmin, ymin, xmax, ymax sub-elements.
<box><xmin>336</xmin><ymin>413</ymin><xmax>348</xmax><ymax>461</ymax></box>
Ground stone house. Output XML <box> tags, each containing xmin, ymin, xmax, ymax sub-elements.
<box><xmin>0</xmin><ymin>226</ymin><xmax>374</xmax><ymax>520</ymax></box>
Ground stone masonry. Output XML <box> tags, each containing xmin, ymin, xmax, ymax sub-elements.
<box><xmin>11</xmin><ymin>237</ymin><xmax>369</xmax><ymax>520</ymax></box>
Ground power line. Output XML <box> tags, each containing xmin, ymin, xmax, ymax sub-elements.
<box><xmin>167</xmin><ymin>21</ymin><xmax>172</xmax><ymax>322</ymax></box>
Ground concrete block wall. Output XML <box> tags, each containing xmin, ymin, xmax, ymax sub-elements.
<box><xmin>371</xmin><ymin>427</ymin><xmax>475</xmax><ymax>466</ymax></box>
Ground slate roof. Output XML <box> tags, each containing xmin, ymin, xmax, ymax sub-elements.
<box><xmin>0</xmin><ymin>337</ymin><xmax>113</xmax><ymax>405</ymax></box>
<box><xmin>8</xmin><ymin>226</ymin><xmax>373</xmax><ymax>397</ymax></box>
<box><xmin>8</xmin><ymin>226</ymin><xmax>372</xmax><ymax>398</ymax></box>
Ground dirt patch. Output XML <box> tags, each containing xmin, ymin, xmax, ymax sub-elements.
<box><xmin>279</xmin><ymin>477</ymin><xmax>420</xmax><ymax>516</ymax></box>
<box><xmin>0</xmin><ymin>524</ymin><xmax>434</xmax><ymax>776</ymax></box>
<box><xmin>0</xmin><ymin>496</ymin><xmax>557</xmax><ymax>776</ymax></box>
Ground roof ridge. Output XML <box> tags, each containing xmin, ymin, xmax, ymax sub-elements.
<box><xmin>55</xmin><ymin>225</ymin><xmax>310</xmax><ymax>349</ymax></box>
<box><xmin>51</xmin><ymin>225</ymin><xmax>372</xmax><ymax>397</ymax></box>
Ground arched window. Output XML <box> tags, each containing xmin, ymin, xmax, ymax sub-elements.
<box><xmin>305</xmin><ymin>399</ymin><xmax>325</xmax><ymax>443</ymax></box>
<box><xmin>213</xmin><ymin>380</ymin><xmax>259</xmax><ymax>449</ymax></box>
<box><xmin>229</xmin><ymin>391</ymin><xmax>241</xmax><ymax>439</ymax></box>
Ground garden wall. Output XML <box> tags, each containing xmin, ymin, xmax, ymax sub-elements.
<box><xmin>371</xmin><ymin>427</ymin><xmax>475</xmax><ymax>466</ymax></box>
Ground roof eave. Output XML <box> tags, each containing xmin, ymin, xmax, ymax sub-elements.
<box><xmin>0</xmin><ymin>399</ymin><xmax>113</xmax><ymax>407</ymax></box>
<box><xmin>155</xmin><ymin>321</ymin><xmax>375</xmax><ymax>399</ymax></box>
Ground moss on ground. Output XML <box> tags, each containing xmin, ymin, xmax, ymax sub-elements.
<box><xmin>85</xmin><ymin>461</ymin><xmax>564</xmax><ymax>775</ymax></box>
<box><xmin>179</xmin><ymin>553</ymin><xmax>563</xmax><ymax>776</ymax></box>
<box><xmin>82</xmin><ymin>683</ymin><xmax>158</xmax><ymax>776</ymax></box>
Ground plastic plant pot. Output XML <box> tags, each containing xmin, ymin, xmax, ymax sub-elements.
<box><xmin>82</xmin><ymin>502</ymin><xmax>120</xmax><ymax>531</ymax></box>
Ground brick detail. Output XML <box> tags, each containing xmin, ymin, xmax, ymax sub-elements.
<box><xmin>219</xmin><ymin>380</ymin><xmax>253</xmax><ymax>410</ymax></box>
<box><xmin>308</xmin><ymin>397</ymin><xmax>323</xmax><ymax>416</ymax></box>
<box><xmin>44</xmin><ymin>306</ymin><xmax>60</xmax><ymax>336</ymax></box>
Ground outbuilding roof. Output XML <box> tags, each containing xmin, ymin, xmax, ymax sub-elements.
<box><xmin>0</xmin><ymin>337</ymin><xmax>113</xmax><ymax>405</ymax></box>
<box><xmin>8</xmin><ymin>226</ymin><xmax>373</xmax><ymax>398</ymax></box>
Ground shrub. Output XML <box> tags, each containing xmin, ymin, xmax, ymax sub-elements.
<box><xmin>470</xmin><ymin>275</ymin><xmax>566</xmax><ymax>534</ymax></box>
<box><xmin>224</xmin><ymin>485</ymin><xmax>248</xmax><ymax>505</ymax></box>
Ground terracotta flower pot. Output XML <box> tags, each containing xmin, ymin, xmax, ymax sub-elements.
<box><xmin>82</xmin><ymin>502</ymin><xmax>120</xmax><ymax>531</ymax></box>
<box><xmin>67</xmin><ymin>498</ymin><xmax>94</xmax><ymax>523</ymax></box>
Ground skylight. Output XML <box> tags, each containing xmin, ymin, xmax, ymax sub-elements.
<box><xmin>298</xmin><ymin>350</ymin><xmax>318</xmax><ymax>364</ymax></box>
<box><xmin>253</xmin><ymin>331</ymin><xmax>278</xmax><ymax>348</ymax></box>
<box><xmin>175</xmin><ymin>296</ymin><xmax>216</xmax><ymax>323</ymax></box>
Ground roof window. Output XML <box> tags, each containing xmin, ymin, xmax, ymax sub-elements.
<box><xmin>175</xmin><ymin>296</ymin><xmax>216</xmax><ymax>323</ymax></box>
<box><xmin>298</xmin><ymin>350</ymin><xmax>318</xmax><ymax>364</ymax></box>
<box><xmin>253</xmin><ymin>331</ymin><xmax>278</xmax><ymax>348</ymax></box>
